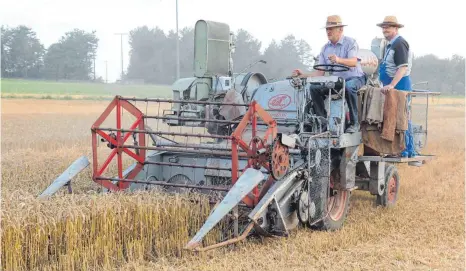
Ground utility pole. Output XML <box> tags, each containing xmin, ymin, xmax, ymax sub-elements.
<box><xmin>105</xmin><ymin>61</ymin><xmax>108</xmax><ymax>83</ymax></box>
<box><xmin>114</xmin><ymin>33</ymin><xmax>128</xmax><ymax>81</ymax></box>
<box><xmin>176</xmin><ymin>0</ymin><xmax>180</xmax><ymax>80</ymax></box>
<box><xmin>93</xmin><ymin>54</ymin><xmax>96</xmax><ymax>81</ymax></box>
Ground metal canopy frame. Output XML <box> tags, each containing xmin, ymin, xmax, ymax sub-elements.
<box><xmin>358</xmin><ymin>155</ymin><xmax>436</xmax><ymax>163</ymax></box>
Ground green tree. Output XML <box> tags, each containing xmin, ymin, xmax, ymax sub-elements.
<box><xmin>126</xmin><ymin>26</ymin><xmax>168</xmax><ymax>84</ymax></box>
<box><xmin>179</xmin><ymin>27</ymin><xmax>194</xmax><ymax>78</ymax></box>
<box><xmin>257</xmin><ymin>39</ymin><xmax>280</xmax><ymax>80</ymax></box>
<box><xmin>43</xmin><ymin>29</ymin><xmax>98</xmax><ymax>80</ymax></box>
<box><xmin>1</xmin><ymin>25</ymin><xmax>45</xmax><ymax>78</ymax></box>
<box><xmin>231</xmin><ymin>29</ymin><xmax>262</xmax><ymax>73</ymax></box>
<box><xmin>126</xmin><ymin>26</ymin><xmax>195</xmax><ymax>84</ymax></box>
<box><xmin>258</xmin><ymin>35</ymin><xmax>313</xmax><ymax>81</ymax></box>
<box><xmin>411</xmin><ymin>54</ymin><xmax>465</xmax><ymax>94</ymax></box>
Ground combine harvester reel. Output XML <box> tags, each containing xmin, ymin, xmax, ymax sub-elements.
<box><xmin>78</xmin><ymin>93</ymin><xmax>336</xmax><ymax>252</ymax></box>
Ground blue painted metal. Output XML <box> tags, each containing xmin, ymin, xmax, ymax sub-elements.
<box><xmin>248</xmin><ymin>171</ymin><xmax>300</xmax><ymax>222</ymax></box>
<box><xmin>38</xmin><ymin>156</ymin><xmax>90</xmax><ymax>198</ymax></box>
<box><xmin>185</xmin><ymin>168</ymin><xmax>264</xmax><ymax>249</ymax></box>
<box><xmin>252</xmin><ymin>79</ymin><xmax>347</xmax><ymax>136</ymax></box>
<box><xmin>328</xmin><ymin>98</ymin><xmax>345</xmax><ymax>134</ymax></box>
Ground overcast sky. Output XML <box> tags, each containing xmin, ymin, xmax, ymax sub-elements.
<box><xmin>1</xmin><ymin>0</ymin><xmax>463</xmax><ymax>82</ymax></box>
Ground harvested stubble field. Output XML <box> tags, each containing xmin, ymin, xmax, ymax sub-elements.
<box><xmin>1</xmin><ymin>97</ymin><xmax>465</xmax><ymax>271</ymax></box>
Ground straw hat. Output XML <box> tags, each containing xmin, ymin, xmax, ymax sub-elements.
<box><xmin>377</xmin><ymin>16</ymin><xmax>404</xmax><ymax>28</ymax></box>
<box><xmin>323</xmin><ymin>15</ymin><xmax>347</xmax><ymax>29</ymax></box>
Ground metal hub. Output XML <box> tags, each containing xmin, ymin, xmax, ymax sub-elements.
<box><xmin>387</xmin><ymin>176</ymin><xmax>397</xmax><ymax>203</ymax></box>
<box><xmin>248</xmin><ymin>136</ymin><xmax>267</xmax><ymax>169</ymax></box>
<box><xmin>297</xmin><ymin>189</ymin><xmax>310</xmax><ymax>224</ymax></box>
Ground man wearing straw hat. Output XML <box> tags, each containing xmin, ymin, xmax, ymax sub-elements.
<box><xmin>377</xmin><ymin>16</ymin><xmax>419</xmax><ymax>162</ymax></box>
<box><xmin>377</xmin><ymin>16</ymin><xmax>412</xmax><ymax>93</ymax></box>
<box><xmin>292</xmin><ymin>15</ymin><xmax>366</xmax><ymax>134</ymax></box>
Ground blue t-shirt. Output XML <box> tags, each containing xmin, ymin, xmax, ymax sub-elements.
<box><xmin>382</xmin><ymin>35</ymin><xmax>413</xmax><ymax>77</ymax></box>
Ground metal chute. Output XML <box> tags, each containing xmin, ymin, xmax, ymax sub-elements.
<box><xmin>185</xmin><ymin>168</ymin><xmax>264</xmax><ymax>250</ymax></box>
<box><xmin>38</xmin><ymin>156</ymin><xmax>90</xmax><ymax>198</ymax></box>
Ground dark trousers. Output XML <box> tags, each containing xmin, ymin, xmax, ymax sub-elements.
<box><xmin>310</xmin><ymin>76</ymin><xmax>366</xmax><ymax>125</ymax></box>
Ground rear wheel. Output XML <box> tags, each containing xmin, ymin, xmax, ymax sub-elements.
<box><xmin>376</xmin><ymin>164</ymin><xmax>400</xmax><ymax>207</ymax></box>
<box><xmin>165</xmin><ymin>174</ymin><xmax>194</xmax><ymax>193</ymax></box>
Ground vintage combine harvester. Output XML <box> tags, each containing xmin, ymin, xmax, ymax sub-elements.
<box><xmin>40</xmin><ymin>20</ymin><xmax>440</xmax><ymax>251</ymax></box>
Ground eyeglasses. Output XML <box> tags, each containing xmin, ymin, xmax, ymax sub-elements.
<box><xmin>382</xmin><ymin>26</ymin><xmax>395</xmax><ymax>30</ymax></box>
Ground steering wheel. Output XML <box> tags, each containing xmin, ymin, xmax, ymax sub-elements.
<box><xmin>313</xmin><ymin>64</ymin><xmax>350</xmax><ymax>73</ymax></box>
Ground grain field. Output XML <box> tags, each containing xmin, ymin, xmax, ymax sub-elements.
<box><xmin>1</xmin><ymin>98</ymin><xmax>464</xmax><ymax>270</ymax></box>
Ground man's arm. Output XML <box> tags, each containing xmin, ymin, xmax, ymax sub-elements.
<box><xmin>389</xmin><ymin>66</ymin><xmax>408</xmax><ymax>87</ymax></box>
<box><xmin>335</xmin><ymin>57</ymin><xmax>358</xmax><ymax>67</ymax></box>
<box><xmin>329</xmin><ymin>39</ymin><xmax>359</xmax><ymax>67</ymax></box>
<box><xmin>292</xmin><ymin>49</ymin><xmax>326</xmax><ymax>77</ymax></box>
<box><xmin>298</xmin><ymin>70</ymin><xmax>325</xmax><ymax>77</ymax></box>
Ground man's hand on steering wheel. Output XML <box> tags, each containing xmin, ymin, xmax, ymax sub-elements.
<box><xmin>328</xmin><ymin>54</ymin><xmax>340</xmax><ymax>64</ymax></box>
<box><xmin>291</xmin><ymin>69</ymin><xmax>304</xmax><ymax>78</ymax></box>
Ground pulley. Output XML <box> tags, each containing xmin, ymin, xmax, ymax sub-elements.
<box><xmin>270</xmin><ymin>137</ymin><xmax>290</xmax><ymax>180</ymax></box>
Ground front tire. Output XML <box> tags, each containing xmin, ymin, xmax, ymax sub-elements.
<box><xmin>311</xmin><ymin>169</ymin><xmax>351</xmax><ymax>231</ymax></box>
<box><xmin>312</xmin><ymin>189</ymin><xmax>351</xmax><ymax>231</ymax></box>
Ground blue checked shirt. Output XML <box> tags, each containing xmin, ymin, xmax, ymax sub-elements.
<box><xmin>318</xmin><ymin>35</ymin><xmax>365</xmax><ymax>80</ymax></box>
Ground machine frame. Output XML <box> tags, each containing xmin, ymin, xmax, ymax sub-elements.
<box><xmin>38</xmin><ymin>19</ymin><xmax>441</xmax><ymax>253</ymax></box>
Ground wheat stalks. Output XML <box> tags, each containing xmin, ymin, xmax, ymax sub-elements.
<box><xmin>1</xmin><ymin>191</ymin><xmax>230</xmax><ymax>270</ymax></box>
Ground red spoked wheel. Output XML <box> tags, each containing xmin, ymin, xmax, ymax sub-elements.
<box><xmin>91</xmin><ymin>96</ymin><xmax>146</xmax><ymax>191</ymax></box>
<box><xmin>230</xmin><ymin>101</ymin><xmax>278</xmax><ymax>207</ymax></box>
<box><xmin>248</xmin><ymin>136</ymin><xmax>267</xmax><ymax>170</ymax></box>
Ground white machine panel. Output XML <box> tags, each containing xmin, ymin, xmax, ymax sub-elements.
<box><xmin>213</xmin><ymin>76</ymin><xmax>232</xmax><ymax>92</ymax></box>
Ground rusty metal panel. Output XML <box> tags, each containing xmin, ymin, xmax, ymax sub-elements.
<box><xmin>339</xmin><ymin>145</ymin><xmax>359</xmax><ymax>189</ymax></box>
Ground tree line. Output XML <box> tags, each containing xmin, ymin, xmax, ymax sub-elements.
<box><xmin>1</xmin><ymin>25</ymin><xmax>99</xmax><ymax>81</ymax></box>
<box><xmin>1</xmin><ymin>24</ymin><xmax>464</xmax><ymax>94</ymax></box>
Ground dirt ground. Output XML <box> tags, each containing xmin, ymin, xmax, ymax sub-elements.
<box><xmin>1</xmin><ymin>98</ymin><xmax>464</xmax><ymax>270</ymax></box>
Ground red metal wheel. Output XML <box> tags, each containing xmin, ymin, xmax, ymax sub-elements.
<box><xmin>327</xmin><ymin>190</ymin><xmax>349</xmax><ymax>222</ymax></box>
<box><xmin>248</xmin><ymin>136</ymin><xmax>267</xmax><ymax>170</ymax></box>
<box><xmin>326</xmin><ymin>170</ymin><xmax>349</xmax><ymax>222</ymax></box>
<box><xmin>91</xmin><ymin>96</ymin><xmax>146</xmax><ymax>191</ymax></box>
<box><xmin>387</xmin><ymin>176</ymin><xmax>397</xmax><ymax>203</ymax></box>
<box><xmin>230</xmin><ymin>101</ymin><xmax>278</xmax><ymax>207</ymax></box>
<box><xmin>311</xmin><ymin>167</ymin><xmax>351</xmax><ymax>231</ymax></box>
<box><xmin>376</xmin><ymin>164</ymin><xmax>400</xmax><ymax>207</ymax></box>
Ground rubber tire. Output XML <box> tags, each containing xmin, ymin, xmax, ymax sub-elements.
<box><xmin>376</xmin><ymin>164</ymin><xmax>400</xmax><ymax>207</ymax></box>
<box><xmin>310</xmin><ymin>156</ymin><xmax>351</xmax><ymax>231</ymax></box>
<box><xmin>311</xmin><ymin>190</ymin><xmax>351</xmax><ymax>231</ymax></box>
